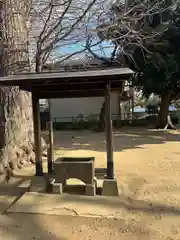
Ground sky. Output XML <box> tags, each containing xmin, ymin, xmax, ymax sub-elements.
<box><xmin>31</xmin><ymin>0</ymin><xmax>117</xmax><ymax>61</ymax></box>
<box><xmin>58</xmin><ymin>40</ymin><xmax>115</xmax><ymax>58</ymax></box>
<box><xmin>56</xmin><ymin>0</ymin><xmax>115</xmax><ymax>58</ymax></box>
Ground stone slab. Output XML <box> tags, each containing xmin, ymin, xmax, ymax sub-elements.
<box><xmin>7</xmin><ymin>192</ymin><xmax>128</xmax><ymax>219</ymax></box>
<box><xmin>18</xmin><ymin>180</ymin><xmax>31</xmax><ymax>192</ymax></box>
<box><xmin>0</xmin><ymin>180</ymin><xmax>31</xmax><ymax>213</ymax></box>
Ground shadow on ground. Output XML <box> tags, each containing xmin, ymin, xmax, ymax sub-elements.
<box><xmin>0</xmin><ymin>176</ymin><xmax>179</xmax><ymax>239</ymax></box>
<box><xmin>0</xmin><ymin>180</ymin><xmax>152</xmax><ymax>240</ymax></box>
<box><xmin>0</xmin><ymin>127</ymin><xmax>179</xmax><ymax>239</ymax></box>
<box><xmin>63</xmin><ymin>194</ymin><xmax>180</xmax><ymax>217</ymax></box>
<box><xmin>0</xmin><ymin>181</ymin><xmax>66</xmax><ymax>240</ymax></box>
<box><xmin>1</xmin><ymin>180</ymin><xmax>180</xmax><ymax>218</ymax></box>
<box><xmin>0</xmin><ymin>212</ymin><xmax>67</xmax><ymax>240</ymax></box>
<box><xmin>44</xmin><ymin>127</ymin><xmax>180</xmax><ymax>153</ymax></box>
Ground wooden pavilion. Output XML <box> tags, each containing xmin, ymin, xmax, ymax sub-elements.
<box><xmin>0</xmin><ymin>68</ymin><xmax>133</xmax><ymax>186</ymax></box>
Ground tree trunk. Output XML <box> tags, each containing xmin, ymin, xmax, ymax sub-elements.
<box><xmin>157</xmin><ymin>92</ymin><xmax>172</xmax><ymax>129</ymax></box>
<box><xmin>0</xmin><ymin>0</ymin><xmax>41</xmax><ymax>181</ymax></box>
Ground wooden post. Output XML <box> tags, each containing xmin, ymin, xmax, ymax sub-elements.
<box><xmin>32</xmin><ymin>92</ymin><xmax>43</xmax><ymax>176</ymax></box>
<box><xmin>131</xmin><ymin>86</ymin><xmax>135</xmax><ymax>121</ymax></box>
<box><xmin>47</xmin><ymin>99</ymin><xmax>54</xmax><ymax>174</ymax></box>
<box><xmin>117</xmin><ymin>91</ymin><xmax>122</xmax><ymax>127</ymax></box>
<box><xmin>105</xmin><ymin>83</ymin><xmax>114</xmax><ymax>179</ymax></box>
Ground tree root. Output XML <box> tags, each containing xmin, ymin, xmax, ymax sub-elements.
<box><xmin>0</xmin><ymin>137</ymin><xmax>47</xmax><ymax>183</ymax></box>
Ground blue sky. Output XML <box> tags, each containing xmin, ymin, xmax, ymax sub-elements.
<box><xmin>60</xmin><ymin>40</ymin><xmax>115</xmax><ymax>58</ymax></box>
<box><xmin>55</xmin><ymin>1</ymin><xmax>115</xmax><ymax>59</ymax></box>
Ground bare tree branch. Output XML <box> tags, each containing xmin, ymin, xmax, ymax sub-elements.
<box><xmin>39</xmin><ymin>0</ymin><xmax>73</xmax><ymax>44</ymax></box>
<box><xmin>86</xmin><ymin>0</ymin><xmax>177</xmax><ymax>66</ymax></box>
<box><xmin>40</xmin><ymin>0</ymin><xmax>97</xmax><ymax>54</ymax></box>
<box><xmin>28</xmin><ymin>0</ymin><xmax>103</xmax><ymax>71</ymax></box>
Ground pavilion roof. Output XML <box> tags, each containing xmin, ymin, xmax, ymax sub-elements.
<box><xmin>0</xmin><ymin>68</ymin><xmax>133</xmax><ymax>99</ymax></box>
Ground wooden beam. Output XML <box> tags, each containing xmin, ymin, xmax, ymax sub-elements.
<box><xmin>34</xmin><ymin>87</ymin><xmax>124</xmax><ymax>99</ymax></box>
<box><xmin>105</xmin><ymin>83</ymin><xmax>114</xmax><ymax>179</ymax></box>
<box><xmin>47</xmin><ymin>99</ymin><xmax>54</xmax><ymax>174</ymax></box>
<box><xmin>31</xmin><ymin>78</ymin><xmax>122</xmax><ymax>87</ymax></box>
<box><xmin>32</xmin><ymin>92</ymin><xmax>43</xmax><ymax>176</ymax></box>
<box><xmin>31</xmin><ymin>82</ymin><xmax>122</xmax><ymax>91</ymax></box>
<box><xmin>36</xmin><ymin>89</ymin><xmax>106</xmax><ymax>99</ymax></box>
<box><xmin>20</xmin><ymin>80</ymin><xmax>124</xmax><ymax>95</ymax></box>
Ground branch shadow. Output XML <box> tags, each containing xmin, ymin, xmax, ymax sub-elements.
<box><xmin>61</xmin><ymin>194</ymin><xmax>180</xmax><ymax>217</ymax></box>
<box><xmin>0</xmin><ymin>181</ymin><xmax>179</xmax><ymax>239</ymax></box>
<box><xmin>1</xmin><ymin>211</ymin><xmax>67</xmax><ymax>240</ymax></box>
<box><xmin>0</xmin><ymin>127</ymin><xmax>178</xmax><ymax>239</ymax></box>
<box><xmin>0</xmin><ymin>182</ymin><xmax>67</xmax><ymax>240</ymax></box>
<box><xmin>1</xmin><ymin>188</ymin><xmax>179</xmax><ymax>240</ymax></box>
<box><xmin>3</xmin><ymin>197</ymin><xmax>154</xmax><ymax>240</ymax></box>
<box><xmin>50</xmin><ymin>127</ymin><xmax>180</xmax><ymax>153</ymax></box>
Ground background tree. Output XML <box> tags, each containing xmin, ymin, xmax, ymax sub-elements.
<box><xmin>132</xmin><ymin>5</ymin><xmax>180</xmax><ymax>128</ymax></box>
<box><xmin>95</xmin><ymin>0</ymin><xmax>173</xmax><ymax>60</ymax></box>
<box><xmin>92</xmin><ymin>0</ymin><xmax>178</xmax><ymax>128</ymax></box>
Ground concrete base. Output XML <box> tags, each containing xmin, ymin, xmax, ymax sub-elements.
<box><xmin>18</xmin><ymin>180</ymin><xmax>31</xmax><ymax>193</ymax></box>
<box><xmin>85</xmin><ymin>183</ymin><xmax>95</xmax><ymax>196</ymax></box>
<box><xmin>44</xmin><ymin>176</ymin><xmax>54</xmax><ymax>193</ymax></box>
<box><xmin>29</xmin><ymin>176</ymin><xmax>45</xmax><ymax>192</ymax></box>
<box><xmin>51</xmin><ymin>180</ymin><xmax>63</xmax><ymax>194</ymax></box>
<box><xmin>102</xmin><ymin>178</ymin><xmax>119</xmax><ymax>196</ymax></box>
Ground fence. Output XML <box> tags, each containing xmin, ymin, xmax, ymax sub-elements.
<box><xmin>40</xmin><ymin>111</ymin><xmax>178</xmax><ymax>131</ymax></box>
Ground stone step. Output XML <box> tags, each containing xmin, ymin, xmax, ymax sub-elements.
<box><xmin>18</xmin><ymin>180</ymin><xmax>31</xmax><ymax>192</ymax></box>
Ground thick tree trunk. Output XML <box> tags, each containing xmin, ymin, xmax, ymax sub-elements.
<box><xmin>0</xmin><ymin>88</ymin><xmax>35</xmax><ymax>179</ymax></box>
<box><xmin>157</xmin><ymin>92</ymin><xmax>172</xmax><ymax>129</ymax></box>
<box><xmin>0</xmin><ymin>1</ymin><xmax>45</xmax><ymax>181</ymax></box>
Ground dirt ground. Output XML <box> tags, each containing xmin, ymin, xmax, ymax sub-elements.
<box><xmin>1</xmin><ymin>127</ymin><xmax>180</xmax><ymax>240</ymax></box>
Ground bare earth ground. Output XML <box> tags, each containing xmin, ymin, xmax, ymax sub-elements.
<box><xmin>0</xmin><ymin>127</ymin><xmax>180</xmax><ymax>239</ymax></box>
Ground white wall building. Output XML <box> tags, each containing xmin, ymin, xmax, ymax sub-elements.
<box><xmin>50</xmin><ymin>93</ymin><xmax>119</xmax><ymax>122</ymax></box>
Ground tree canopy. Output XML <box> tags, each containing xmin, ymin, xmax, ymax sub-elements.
<box><xmin>132</xmin><ymin>5</ymin><xmax>180</xmax><ymax>99</ymax></box>
<box><xmin>94</xmin><ymin>0</ymin><xmax>180</xmax><ymax>127</ymax></box>
<box><xmin>95</xmin><ymin>0</ymin><xmax>179</xmax><ymax>99</ymax></box>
